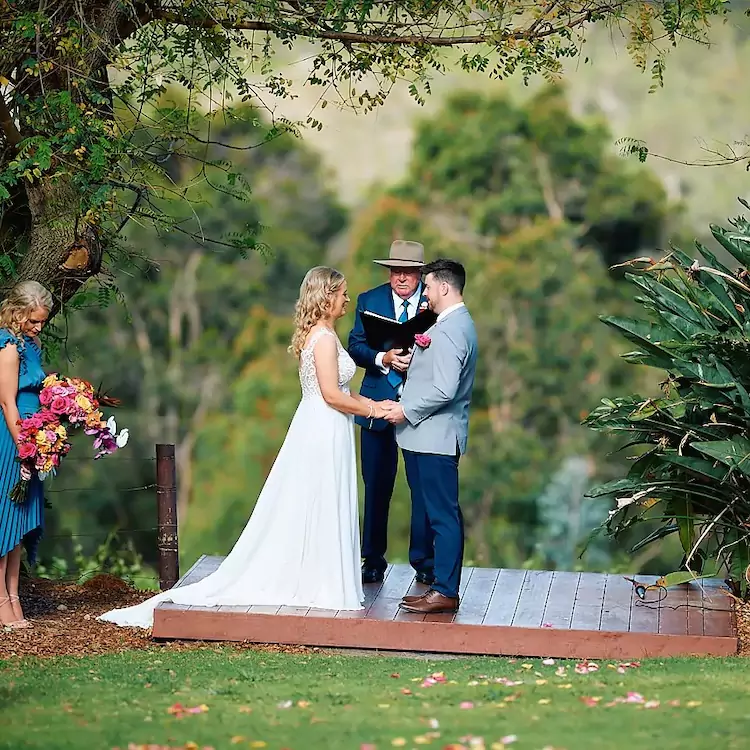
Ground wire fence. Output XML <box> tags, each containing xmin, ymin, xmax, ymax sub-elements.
<box><xmin>30</xmin><ymin>447</ymin><xmax>177</xmax><ymax>589</ymax></box>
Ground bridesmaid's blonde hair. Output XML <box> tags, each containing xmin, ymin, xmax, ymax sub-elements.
<box><xmin>0</xmin><ymin>280</ymin><xmax>53</xmax><ymax>335</ymax></box>
<box><xmin>289</xmin><ymin>266</ymin><xmax>345</xmax><ymax>358</ymax></box>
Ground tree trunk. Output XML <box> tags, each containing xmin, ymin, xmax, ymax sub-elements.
<box><xmin>4</xmin><ymin>175</ymin><xmax>101</xmax><ymax>309</ymax></box>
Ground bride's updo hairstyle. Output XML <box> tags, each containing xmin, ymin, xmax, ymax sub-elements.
<box><xmin>0</xmin><ymin>280</ymin><xmax>53</xmax><ymax>336</ymax></box>
<box><xmin>289</xmin><ymin>266</ymin><xmax>345</xmax><ymax>358</ymax></box>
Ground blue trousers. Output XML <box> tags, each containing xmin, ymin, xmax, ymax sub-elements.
<box><xmin>403</xmin><ymin>449</ymin><xmax>464</xmax><ymax>599</ymax></box>
<box><xmin>360</xmin><ymin>426</ymin><xmax>432</xmax><ymax>575</ymax></box>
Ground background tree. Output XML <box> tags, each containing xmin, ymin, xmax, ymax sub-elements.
<box><xmin>169</xmin><ymin>88</ymin><xmax>679</xmax><ymax>573</ymax></box>
<box><xmin>0</xmin><ymin>0</ymin><xmax>729</xmax><ymax>310</ymax></box>
<box><xmin>40</xmin><ymin>102</ymin><xmax>344</xmax><ymax>572</ymax></box>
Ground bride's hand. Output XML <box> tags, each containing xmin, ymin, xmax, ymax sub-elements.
<box><xmin>371</xmin><ymin>402</ymin><xmax>393</xmax><ymax>420</ymax></box>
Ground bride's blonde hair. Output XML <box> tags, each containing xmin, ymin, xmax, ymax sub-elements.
<box><xmin>289</xmin><ymin>266</ymin><xmax>345</xmax><ymax>358</ymax></box>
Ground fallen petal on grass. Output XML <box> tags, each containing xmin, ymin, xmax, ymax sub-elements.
<box><xmin>575</xmin><ymin>661</ymin><xmax>599</xmax><ymax>674</ymax></box>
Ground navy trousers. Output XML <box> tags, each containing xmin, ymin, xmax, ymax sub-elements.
<box><xmin>403</xmin><ymin>449</ymin><xmax>463</xmax><ymax>599</ymax></box>
<box><xmin>360</xmin><ymin>426</ymin><xmax>432</xmax><ymax>575</ymax></box>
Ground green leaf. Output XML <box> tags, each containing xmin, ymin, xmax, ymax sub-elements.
<box><xmin>667</xmin><ymin>497</ymin><xmax>694</xmax><ymax>553</ymax></box>
<box><xmin>626</xmin><ymin>273</ymin><xmax>709</xmax><ymax>327</ymax></box>
<box><xmin>657</xmin><ymin>310</ymin><xmax>708</xmax><ymax>340</ymax></box>
<box><xmin>656</xmin><ymin>569</ymin><xmax>719</xmax><ymax>588</ymax></box>
<box><xmin>660</xmin><ymin>452</ymin><xmax>728</xmax><ymax>481</ymax></box>
<box><xmin>710</xmin><ymin>224</ymin><xmax>750</xmax><ymax>268</ymax></box>
<box><xmin>693</xmin><ymin>437</ymin><xmax>750</xmax><ymax>475</ymax></box>
<box><xmin>585</xmin><ymin>478</ymin><xmax>640</xmax><ymax>498</ymax></box>
<box><xmin>695</xmin><ymin>240</ymin><xmax>733</xmax><ymax>275</ymax></box>
<box><xmin>599</xmin><ymin>315</ymin><xmax>675</xmax><ymax>360</ymax></box>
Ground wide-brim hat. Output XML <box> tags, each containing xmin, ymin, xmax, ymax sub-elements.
<box><xmin>373</xmin><ymin>240</ymin><xmax>425</xmax><ymax>269</ymax></box>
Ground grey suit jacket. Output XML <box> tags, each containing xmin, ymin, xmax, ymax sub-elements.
<box><xmin>395</xmin><ymin>305</ymin><xmax>478</xmax><ymax>456</ymax></box>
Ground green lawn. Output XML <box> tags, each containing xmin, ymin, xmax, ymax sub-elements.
<box><xmin>1</xmin><ymin>648</ymin><xmax>749</xmax><ymax>749</ymax></box>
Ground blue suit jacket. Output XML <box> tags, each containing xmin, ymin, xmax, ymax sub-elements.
<box><xmin>347</xmin><ymin>283</ymin><xmax>427</xmax><ymax>432</ymax></box>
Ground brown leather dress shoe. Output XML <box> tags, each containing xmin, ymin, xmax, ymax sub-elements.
<box><xmin>399</xmin><ymin>589</ymin><xmax>459</xmax><ymax>614</ymax></box>
<box><xmin>401</xmin><ymin>590</ymin><xmax>429</xmax><ymax>604</ymax></box>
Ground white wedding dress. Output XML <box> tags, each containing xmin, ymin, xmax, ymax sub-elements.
<box><xmin>99</xmin><ymin>327</ymin><xmax>364</xmax><ymax>628</ymax></box>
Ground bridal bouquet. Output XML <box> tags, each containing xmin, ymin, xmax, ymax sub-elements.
<box><xmin>10</xmin><ymin>374</ymin><xmax>129</xmax><ymax>503</ymax></box>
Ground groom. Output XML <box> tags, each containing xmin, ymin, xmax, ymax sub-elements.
<box><xmin>384</xmin><ymin>259</ymin><xmax>478</xmax><ymax>614</ymax></box>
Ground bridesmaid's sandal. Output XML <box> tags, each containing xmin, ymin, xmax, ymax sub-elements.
<box><xmin>0</xmin><ymin>596</ymin><xmax>16</xmax><ymax>629</ymax></box>
<box><xmin>8</xmin><ymin>595</ymin><xmax>31</xmax><ymax>628</ymax></box>
<box><xmin>0</xmin><ymin>596</ymin><xmax>31</xmax><ymax>630</ymax></box>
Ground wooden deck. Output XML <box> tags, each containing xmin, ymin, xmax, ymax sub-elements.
<box><xmin>152</xmin><ymin>556</ymin><xmax>738</xmax><ymax>658</ymax></box>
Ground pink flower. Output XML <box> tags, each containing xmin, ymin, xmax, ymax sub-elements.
<box><xmin>39</xmin><ymin>389</ymin><xmax>53</xmax><ymax>406</ymax></box>
<box><xmin>50</xmin><ymin>396</ymin><xmax>72</xmax><ymax>415</ymax></box>
<box><xmin>414</xmin><ymin>333</ymin><xmax>431</xmax><ymax>349</ymax></box>
<box><xmin>23</xmin><ymin>413</ymin><xmax>44</xmax><ymax>430</ymax></box>
<box><xmin>18</xmin><ymin>442</ymin><xmax>37</xmax><ymax>459</ymax></box>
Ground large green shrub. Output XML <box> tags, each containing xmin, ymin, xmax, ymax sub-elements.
<box><xmin>586</xmin><ymin>204</ymin><xmax>750</xmax><ymax>597</ymax></box>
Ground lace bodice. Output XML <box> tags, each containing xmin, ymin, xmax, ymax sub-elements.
<box><xmin>299</xmin><ymin>328</ymin><xmax>356</xmax><ymax>400</ymax></box>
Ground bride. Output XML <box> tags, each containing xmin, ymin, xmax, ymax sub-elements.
<box><xmin>99</xmin><ymin>266</ymin><xmax>391</xmax><ymax>628</ymax></box>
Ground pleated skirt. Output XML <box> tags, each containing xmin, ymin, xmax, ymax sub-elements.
<box><xmin>0</xmin><ymin>391</ymin><xmax>44</xmax><ymax>561</ymax></box>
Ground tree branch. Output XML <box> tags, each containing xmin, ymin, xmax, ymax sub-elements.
<box><xmin>149</xmin><ymin>8</ymin><xmax>596</xmax><ymax>46</ymax></box>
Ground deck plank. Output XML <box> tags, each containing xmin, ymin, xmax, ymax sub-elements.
<box><xmin>570</xmin><ymin>572</ymin><xmax>607</xmax><ymax>631</ymax></box>
<box><xmin>703</xmin><ymin>585</ymin><xmax>734</xmax><ymax>637</ymax></box>
<box><xmin>542</xmin><ymin>571</ymin><xmax>581</xmax><ymax>630</ymax></box>
<box><xmin>687</xmin><ymin>583</ymin><xmax>704</xmax><ymax>636</ymax></box>
<box><xmin>365</xmin><ymin>565</ymin><xmax>415</xmax><ymax>621</ymax></box>
<box><xmin>628</xmin><ymin>575</ymin><xmax>660</xmax><ymax>634</ymax></box>
<box><xmin>659</xmin><ymin>584</ymin><xmax>689</xmax><ymax>636</ymax></box>
<box><xmin>511</xmin><ymin>570</ymin><xmax>554</xmax><ymax>628</ymax></box>
<box><xmin>599</xmin><ymin>574</ymin><xmax>633</xmax><ymax>633</ymax></box>
<box><xmin>482</xmin><ymin>569</ymin><xmax>526</xmax><ymax>626</ymax></box>
<box><xmin>453</xmin><ymin>568</ymin><xmax>500</xmax><ymax>625</ymax></box>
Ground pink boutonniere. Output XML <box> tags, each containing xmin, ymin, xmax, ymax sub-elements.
<box><xmin>414</xmin><ymin>333</ymin><xmax>431</xmax><ymax>349</ymax></box>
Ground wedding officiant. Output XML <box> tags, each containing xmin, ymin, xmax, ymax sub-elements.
<box><xmin>348</xmin><ymin>240</ymin><xmax>437</xmax><ymax>586</ymax></box>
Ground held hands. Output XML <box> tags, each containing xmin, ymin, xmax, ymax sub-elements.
<box><xmin>364</xmin><ymin>399</ymin><xmax>406</xmax><ymax>424</ymax></box>
<box><xmin>378</xmin><ymin>400</ymin><xmax>406</xmax><ymax>425</ymax></box>
<box><xmin>383</xmin><ymin>348</ymin><xmax>412</xmax><ymax>373</ymax></box>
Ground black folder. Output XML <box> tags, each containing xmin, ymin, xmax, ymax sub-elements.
<box><xmin>362</xmin><ymin>309</ymin><xmax>438</xmax><ymax>352</ymax></box>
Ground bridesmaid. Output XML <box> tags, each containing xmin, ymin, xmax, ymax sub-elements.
<box><xmin>0</xmin><ymin>281</ymin><xmax>51</xmax><ymax>629</ymax></box>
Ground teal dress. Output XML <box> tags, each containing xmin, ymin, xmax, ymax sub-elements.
<box><xmin>0</xmin><ymin>329</ymin><xmax>45</xmax><ymax>562</ymax></box>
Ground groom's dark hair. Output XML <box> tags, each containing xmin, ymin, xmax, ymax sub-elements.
<box><xmin>423</xmin><ymin>259</ymin><xmax>466</xmax><ymax>293</ymax></box>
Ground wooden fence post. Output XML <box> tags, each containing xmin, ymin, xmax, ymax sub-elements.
<box><xmin>156</xmin><ymin>443</ymin><xmax>179</xmax><ymax>590</ymax></box>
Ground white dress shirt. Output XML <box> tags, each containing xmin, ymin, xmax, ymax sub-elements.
<box><xmin>375</xmin><ymin>286</ymin><xmax>424</xmax><ymax>373</ymax></box>
<box><xmin>436</xmin><ymin>301</ymin><xmax>465</xmax><ymax>322</ymax></box>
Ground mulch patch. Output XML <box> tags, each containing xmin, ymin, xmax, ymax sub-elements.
<box><xmin>0</xmin><ymin>575</ymin><xmax>314</xmax><ymax>660</ymax></box>
<box><xmin>736</xmin><ymin>600</ymin><xmax>750</xmax><ymax>656</ymax></box>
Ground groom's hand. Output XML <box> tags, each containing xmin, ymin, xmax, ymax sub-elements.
<box><xmin>384</xmin><ymin>404</ymin><xmax>406</xmax><ymax>425</ymax></box>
